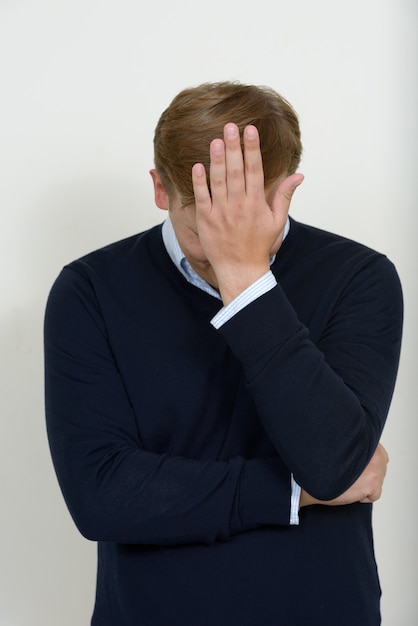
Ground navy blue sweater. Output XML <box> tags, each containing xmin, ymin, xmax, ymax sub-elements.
<box><xmin>44</xmin><ymin>218</ymin><xmax>403</xmax><ymax>625</ymax></box>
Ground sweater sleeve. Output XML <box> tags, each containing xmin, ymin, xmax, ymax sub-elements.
<box><xmin>44</xmin><ymin>267</ymin><xmax>292</xmax><ymax>546</ymax></box>
<box><xmin>217</xmin><ymin>255</ymin><xmax>403</xmax><ymax>500</ymax></box>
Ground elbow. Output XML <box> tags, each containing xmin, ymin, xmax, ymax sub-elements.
<box><xmin>296</xmin><ymin>426</ymin><xmax>379</xmax><ymax>502</ymax></box>
<box><xmin>305</xmin><ymin>483</ymin><xmax>347</xmax><ymax>502</ymax></box>
<box><xmin>296</xmin><ymin>456</ymin><xmax>369</xmax><ymax>502</ymax></box>
<box><xmin>66</xmin><ymin>501</ymin><xmax>110</xmax><ymax>542</ymax></box>
<box><xmin>59</xmin><ymin>482</ymin><xmax>124</xmax><ymax>542</ymax></box>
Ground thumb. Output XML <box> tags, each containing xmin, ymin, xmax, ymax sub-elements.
<box><xmin>272</xmin><ymin>173</ymin><xmax>304</xmax><ymax>214</ymax></box>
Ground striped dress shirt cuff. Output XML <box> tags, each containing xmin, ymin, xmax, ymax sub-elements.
<box><xmin>210</xmin><ymin>270</ymin><xmax>277</xmax><ymax>329</ymax></box>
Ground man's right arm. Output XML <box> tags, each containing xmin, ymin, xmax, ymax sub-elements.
<box><xmin>44</xmin><ymin>266</ymin><xmax>294</xmax><ymax>546</ymax></box>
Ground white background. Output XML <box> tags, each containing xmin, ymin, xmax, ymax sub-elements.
<box><xmin>0</xmin><ymin>1</ymin><xmax>417</xmax><ymax>624</ymax></box>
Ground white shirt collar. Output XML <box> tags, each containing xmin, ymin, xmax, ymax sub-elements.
<box><xmin>161</xmin><ymin>215</ymin><xmax>290</xmax><ymax>295</ymax></box>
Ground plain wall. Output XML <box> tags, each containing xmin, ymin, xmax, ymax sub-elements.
<box><xmin>0</xmin><ymin>1</ymin><xmax>416</xmax><ymax>624</ymax></box>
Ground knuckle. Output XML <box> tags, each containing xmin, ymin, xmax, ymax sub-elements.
<box><xmin>228</xmin><ymin>166</ymin><xmax>243</xmax><ymax>180</ymax></box>
<box><xmin>210</xmin><ymin>177</ymin><xmax>225</xmax><ymax>190</ymax></box>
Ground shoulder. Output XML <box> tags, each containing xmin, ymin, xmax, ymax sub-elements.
<box><xmin>69</xmin><ymin>223</ymin><xmax>163</xmax><ymax>275</ymax></box>
<box><xmin>45</xmin><ymin>224</ymin><xmax>166</xmax><ymax>316</ymax></box>
<box><xmin>53</xmin><ymin>224</ymin><xmax>164</xmax><ymax>288</ymax></box>
<box><xmin>288</xmin><ymin>218</ymin><xmax>380</xmax><ymax>261</ymax></box>
<box><xmin>276</xmin><ymin>219</ymin><xmax>403</xmax><ymax>334</ymax></box>
<box><xmin>285</xmin><ymin>218</ymin><xmax>400</xmax><ymax>284</ymax></box>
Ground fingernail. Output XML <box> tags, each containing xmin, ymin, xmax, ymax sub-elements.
<box><xmin>225</xmin><ymin>124</ymin><xmax>238</xmax><ymax>140</ymax></box>
<box><xmin>211</xmin><ymin>139</ymin><xmax>224</xmax><ymax>155</ymax></box>
<box><xmin>193</xmin><ymin>164</ymin><xmax>205</xmax><ymax>176</ymax></box>
<box><xmin>245</xmin><ymin>126</ymin><xmax>257</xmax><ymax>139</ymax></box>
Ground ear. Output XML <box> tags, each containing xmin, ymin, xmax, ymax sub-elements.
<box><xmin>150</xmin><ymin>169</ymin><xmax>170</xmax><ymax>211</ymax></box>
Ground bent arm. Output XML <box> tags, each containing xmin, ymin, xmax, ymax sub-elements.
<box><xmin>44</xmin><ymin>267</ymin><xmax>293</xmax><ymax>546</ymax></box>
<box><xmin>192</xmin><ymin>123</ymin><xmax>403</xmax><ymax>502</ymax></box>
<box><xmin>217</xmin><ymin>256</ymin><xmax>403</xmax><ymax>501</ymax></box>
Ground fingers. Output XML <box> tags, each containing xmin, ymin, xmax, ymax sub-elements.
<box><xmin>376</xmin><ymin>442</ymin><xmax>389</xmax><ymax>464</ymax></box>
<box><xmin>193</xmin><ymin>123</ymin><xmax>303</xmax><ymax>216</ymax></box>
<box><xmin>360</xmin><ymin>484</ymin><xmax>383</xmax><ymax>503</ymax></box>
<box><xmin>207</xmin><ymin>123</ymin><xmax>266</xmax><ymax>204</ymax></box>
<box><xmin>223</xmin><ymin>123</ymin><xmax>246</xmax><ymax>200</ymax></box>
<box><xmin>208</xmin><ymin>137</ymin><xmax>228</xmax><ymax>203</ymax></box>
<box><xmin>192</xmin><ymin>163</ymin><xmax>212</xmax><ymax>214</ymax></box>
<box><xmin>193</xmin><ymin>123</ymin><xmax>246</xmax><ymax>208</ymax></box>
<box><xmin>242</xmin><ymin>125</ymin><xmax>265</xmax><ymax>196</ymax></box>
<box><xmin>208</xmin><ymin>123</ymin><xmax>246</xmax><ymax>203</ymax></box>
<box><xmin>359</xmin><ymin>443</ymin><xmax>390</xmax><ymax>504</ymax></box>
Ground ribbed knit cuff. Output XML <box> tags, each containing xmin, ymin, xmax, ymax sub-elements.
<box><xmin>237</xmin><ymin>457</ymin><xmax>292</xmax><ymax>531</ymax></box>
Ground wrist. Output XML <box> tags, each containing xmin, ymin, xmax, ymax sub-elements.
<box><xmin>217</xmin><ymin>264</ymin><xmax>270</xmax><ymax>305</ymax></box>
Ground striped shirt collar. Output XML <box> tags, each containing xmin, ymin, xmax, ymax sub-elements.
<box><xmin>161</xmin><ymin>215</ymin><xmax>290</xmax><ymax>299</ymax></box>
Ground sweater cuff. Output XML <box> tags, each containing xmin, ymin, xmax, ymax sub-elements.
<box><xmin>216</xmin><ymin>284</ymin><xmax>304</xmax><ymax>370</ymax></box>
<box><xmin>237</xmin><ymin>457</ymin><xmax>292</xmax><ymax>531</ymax></box>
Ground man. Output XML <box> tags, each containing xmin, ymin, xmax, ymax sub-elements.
<box><xmin>45</xmin><ymin>82</ymin><xmax>403</xmax><ymax>625</ymax></box>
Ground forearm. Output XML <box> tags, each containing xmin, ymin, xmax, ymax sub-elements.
<box><xmin>217</xmin><ymin>275</ymin><xmax>401</xmax><ymax>501</ymax></box>
<box><xmin>47</xmin><ymin>426</ymin><xmax>293</xmax><ymax>544</ymax></box>
<box><xmin>45</xmin><ymin>268</ymin><xmax>294</xmax><ymax>545</ymax></box>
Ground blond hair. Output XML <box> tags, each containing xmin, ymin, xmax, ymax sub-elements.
<box><xmin>153</xmin><ymin>81</ymin><xmax>302</xmax><ymax>205</ymax></box>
